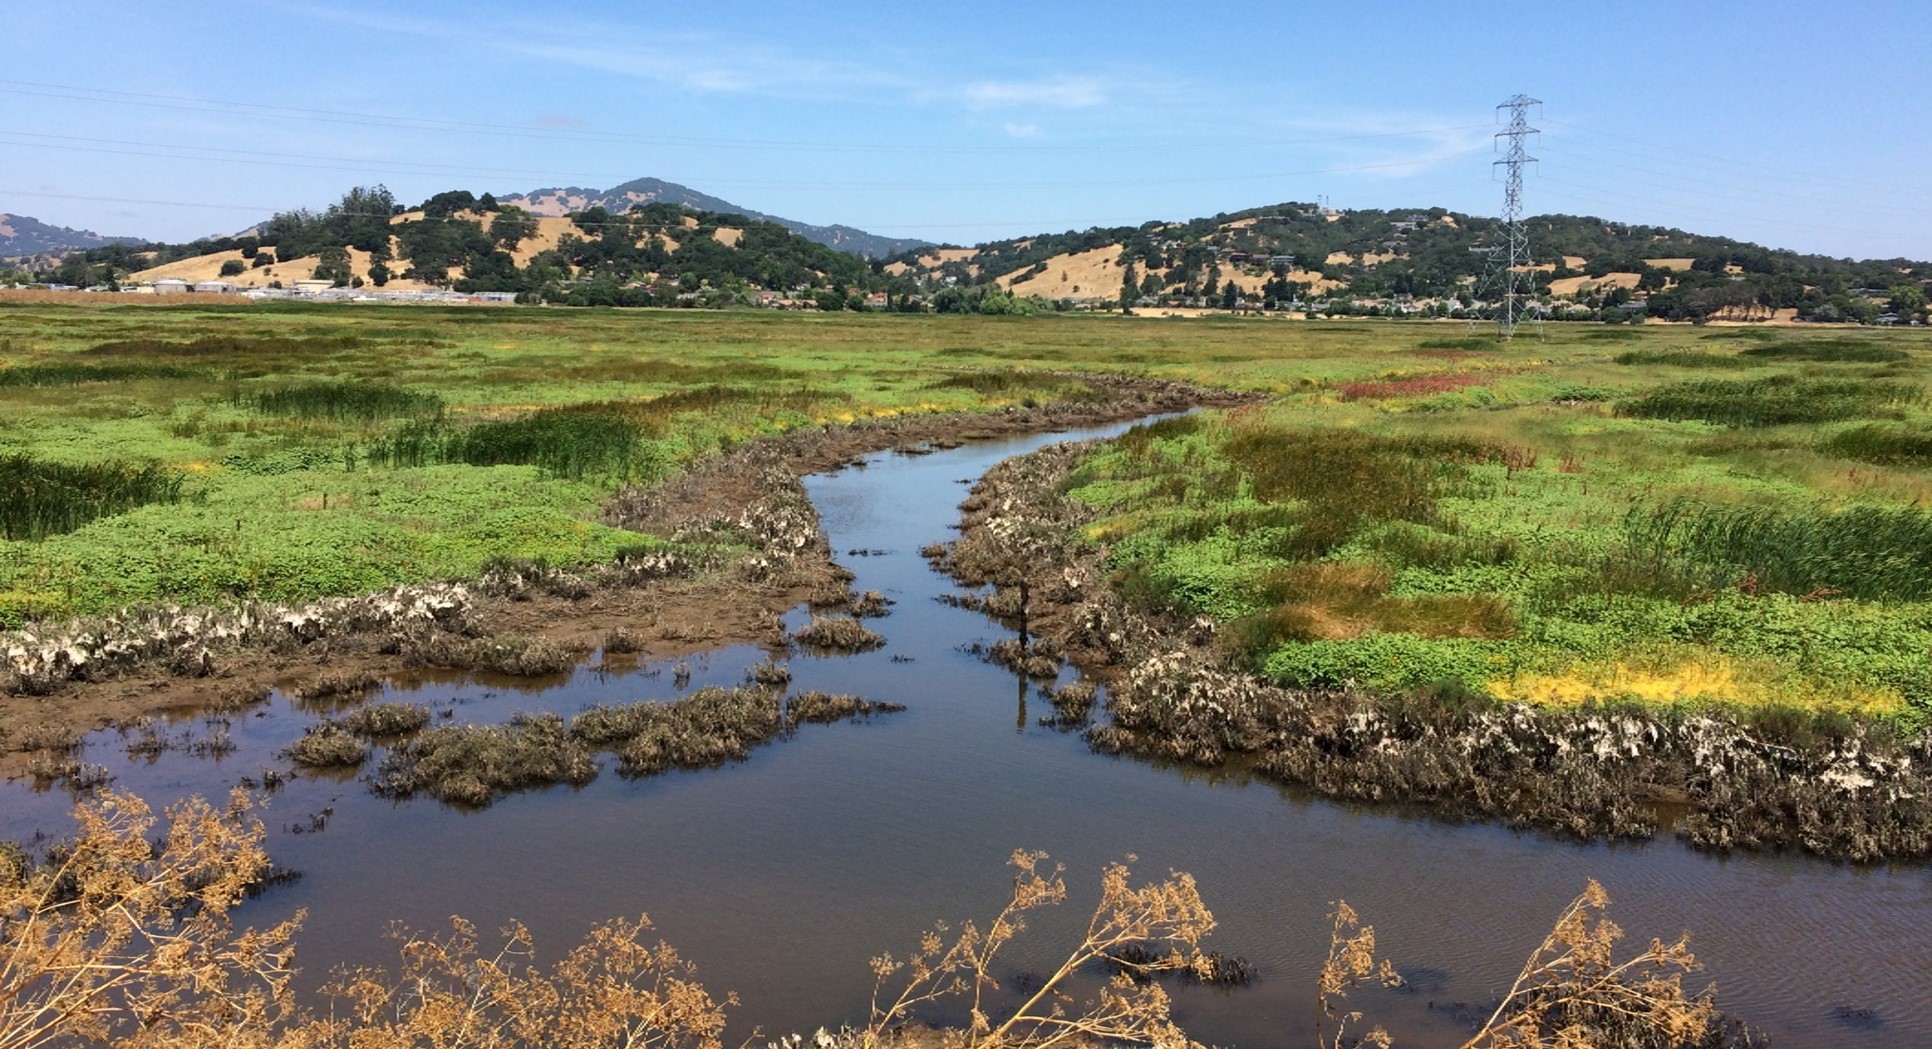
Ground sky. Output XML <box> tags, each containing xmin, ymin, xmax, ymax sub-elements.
<box><xmin>3</xmin><ymin>0</ymin><xmax>1929</xmax><ymax>260</ymax></box>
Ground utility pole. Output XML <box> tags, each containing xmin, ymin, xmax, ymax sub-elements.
<box><xmin>1494</xmin><ymin>94</ymin><xmax>1541</xmax><ymax>338</ymax></box>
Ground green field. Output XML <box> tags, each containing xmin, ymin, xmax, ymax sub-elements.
<box><xmin>3</xmin><ymin>303</ymin><xmax>1930</xmax><ymax>722</ymax></box>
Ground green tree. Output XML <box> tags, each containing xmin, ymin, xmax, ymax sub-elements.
<box><xmin>1119</xmin><ymin>260</ymin><xmax>1139</xmax><ymax>313</ymax></box>
<box><xmin>219</xmin><ymin>259</ymin><xmax>246</xmax><ymax>277</ymax></box>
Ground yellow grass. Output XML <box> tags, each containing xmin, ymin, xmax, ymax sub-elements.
<box><xmin>1549</xmin><ymin>272</ymin><xmax>1641</xmax><ymax>297</ymax></box>
<box><xmin>1643</xmin><ymin>257</ymin><xmax>1696</xmax><ymax>271</ymax></box>
<box><xmin>1490</xmin><ymin>656</ymin><xmax>1905</xmax><ymax>715</ymax></box>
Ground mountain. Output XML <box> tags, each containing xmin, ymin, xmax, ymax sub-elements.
<box><xmin>0</xmin><ymin>213</ymin><xmax>145</xmax><ymax>263</ymax></box>
<box><xmin>881</xmin><ymin>202</ymin><xmax>1930</xmax><ymax>323</ymax></box>
<box><xmin>498</xmin><ymin>177</ymin><xmax>929</xmax><ymax>260</ymax></box>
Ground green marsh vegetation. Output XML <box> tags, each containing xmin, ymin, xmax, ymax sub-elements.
<box><xmin>1062</xmin><ymin>323</ymin><xmax>1932</xmax><ymax>721</ymax></box>
<box><xmin>5</xmin><ymin>301</ymin><xmax>1932</xmax><ymax>725</ymax></box>
<box><xmin>0</xmin><ymin>304</ymin><xmax>1132</xmax><ymax>623</ymax></box>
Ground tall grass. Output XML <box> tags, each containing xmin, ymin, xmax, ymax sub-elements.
<box><xmin>1611</xmin><ymin>350</ymin><xmax>1756</xmax><ymax>369</ymax></box>
<box><xmin>1413</xmin><ymin>336</ymin><xmax>1498</xmax><ymax>351</ymax></box>
<box><xmin>362</xmin><ymin>410</ymin><xmax>647</xmax><ymax>480</ymax></box>
<box><xmin>0</xmin><ymin>456</ymin><xmax>184</xmax><ymax>540</ymax></box>
<box><xmin>925</xmin><ymin>371</ymin><xmax>1101</xmax><ymax>400</ymax></box>
<box><xmin>1621</xmin><ymin>500</ymin><xmax>1932</xmax><ymax>600</ymax></box>
<box><xmin>0</xmin><ymin>362</ymin><xmax>206</xmax><ymax>386</ymax></box>
<box><xmin>84</xmin><ymin>335</ymin><xmax>361</xmax><ymax>358</ymax></box>
<box><xmin>566</xmin><ymin>386</ymin><xmax>847</xmax><ymax>435</ymax></box>
<box><xmin>1740</xmin><ymin>340</ymin><xmax>1910</xmax><ymax>363</ymax></box>
<box><xmin>1820</xmin><ymin>424</ymin><xmax>1932</xmax><ymax>466</ymax></box>
<box><xmin>243</xmin><ymin>382</ymin><xmax>444</xmax><ymax>423</ymax></box>
<box><xmin>1615</xmin><ymin>376</ymin><xmax>1920</xmax><ymax>427</ymax></box>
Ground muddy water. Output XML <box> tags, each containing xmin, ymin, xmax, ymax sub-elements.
<box><xmin>5</xmin><ymin>420</ymin><xmax>1931</xmax><ymax>1047</ymax></box>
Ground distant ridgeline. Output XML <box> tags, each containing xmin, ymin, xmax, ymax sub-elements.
<box><xmin>23</xmin><ymin>186</ymin><xmax>1932</xmax><ymax>322</ymax></box>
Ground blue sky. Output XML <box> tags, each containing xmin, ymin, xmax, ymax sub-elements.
<box><xmin>4</xmin><ymin>1</ymin><xmax>1928</xmax><ymax>259</ymax></box>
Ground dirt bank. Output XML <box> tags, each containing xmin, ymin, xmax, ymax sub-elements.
<box><xmin>936</xmin><ymin>439</ymin><xmax>1932</xmax><ymax>863</ymax></box>
<box><xmin>1</xmin><ymin>377</ymin><xmax>1254</xmax><ymax>782</ymax></box>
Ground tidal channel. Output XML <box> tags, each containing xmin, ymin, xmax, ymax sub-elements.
<box><xmin>4</xmin><ymin>418</ymin><xmax>1928</xmax><ymax>1047</ymax></box>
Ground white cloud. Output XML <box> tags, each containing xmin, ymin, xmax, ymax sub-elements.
<box><xmin>1002</xmin><ymin>122</ymin><xmax>1045</xmax><ymax>139</ymax></box>
<box><xmin>959</xmin><ymin>76</ymin><xmax>1109</xmax><ymax>110</ymax></box>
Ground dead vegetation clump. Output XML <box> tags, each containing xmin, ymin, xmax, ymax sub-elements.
<box><xmin>793</xmin><ymin>615</ymin><xmax>885</xmax><ymax>653</ymax></box>
<box><xmin>980</xmin><ymin>638</ymin><xmax>1064</xmax><ymax>679</ymax></box>
<box><xmin>607</xmin><ymin>687</ymin><xmax>786</xmax><ymax>777</ymax></box>
<box><xmin>601</xmin><ymin>628</ymin><xmax>646</xmax><ymax>654</ymax></box>
<box><xmin>293</xmin><ymin>671</ymin><xmax>381</xmax><ymax>703</ymax></box>
<box><xmin>850</xmin><ymin>590</ymin><xmax>892</xmax><ymax>617</ymax></box>
<box><xmin>863</xmin><ymin>850</ymin><xmax>1215</xmax><ymax>1049</ymax></box>
<box><xmin>406</xmin><ymin>634</ymin><xmax>582</xmax><ymax>677</ymax></box>
<box><xmin>287</xmin><ymin>724</ymin><xmax>369</xmax><ymax>769</ymax></box>
<box><xmin>1318</xmin><ymin>882</ymin><xmax>1731</xmax><ymax>1049</ymax></box>
<box><xmin>375</xmin><ymin>713</ymin><xmax>597</xmax><ymax>806</ymax></box>
<box><xmin>787</xmin><ymin>690</ymin><xmax>906</xmax><ymax>724</ymax></box>
<box><xmin>1041</xmin><ymin>680</ymin><xmax>1100</xmax><ymax>727</ymax></box>
<box><xmin>335</xmin><ymin>702</ymin><xmax>432</xmax><ymax>738</ymax></box>
<box><xmin>748</xmin><ymin>660</ymin><xmax>793</xmax><ymax>686</ymax></box>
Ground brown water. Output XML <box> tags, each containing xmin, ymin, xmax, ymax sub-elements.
<box><xmin>5</xmin><ymin>419</ymin><xmax>1929</xmax><ymax>1047</ymax></box>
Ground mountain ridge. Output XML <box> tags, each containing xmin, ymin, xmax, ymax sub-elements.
<box><xmin>0</xmin><ymin>213</ymin><xmax>145</xmax><ymax>263</ymax></box>
<box><xmin>497</xmin><ymin>177</ymin><xmax>930</xmax><ymax>260</ymax></box>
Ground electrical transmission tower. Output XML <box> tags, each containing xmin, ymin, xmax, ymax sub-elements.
<box><xmin>1493</xmin><ymin>94</ymin><xmax>1541</xmax><ymax>338</ymax></box>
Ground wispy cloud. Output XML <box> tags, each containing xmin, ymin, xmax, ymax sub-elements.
<box><xmin>1271</xmin><ymin>113</ymin><xmax>1495</xmax><ymax>179</ymax></box>
<box><xmin>1002</xmin><ymin>122</ymin><xmax>1045</xmax><ymax>139</ymax></box>
<box><xmin>283</xmin><ymin>6</ymin><xmax>890</xmax><ymax>98</ymax></box>
<box><xmin>959</xmin><ymin>76</ymin><xmax>1109</xmax><ymax>110</ymax></box>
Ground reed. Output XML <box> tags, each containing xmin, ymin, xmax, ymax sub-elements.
<box><xmin>1611</xmin><ymin>349</ymin><xmax>1756</xmax><ymax>369</ymax></box>
<box><xmin>1621</xmin><ymin>500</ymin><xmax>1932</xmax><ymax>600</ymax></box>
<box><xmin>243</xmin><ymin>381</ymin><xmax>444</xmax><ymax>423</ymax></box>
<box><xmin>362</xmin><ymin>410</ymin><xmax>647</xmax><ymax>480</ymax></box>
<box><xmin>0</xmin><ymin>361</ymin><xmax>205</xmax><ymax>386</ymax></box>
<box><xmin>1818</xmin><ymin>423</ymin><xmax>1932</xmax><ymax>466</ymax></box>
<box><xmin>1615</xmin><ymin>376</ymin><xmax>1921</xmax><ymax>427</ymax></box>
<box><xmin>1740</xmin><ymin>339</ymin><xmax>1911</xmax><ymax>363</ymax></box>
<box><xmin>0</xmin><ymin>455</ymin><xmax>183</xmax><ymax>540</ymax></box>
